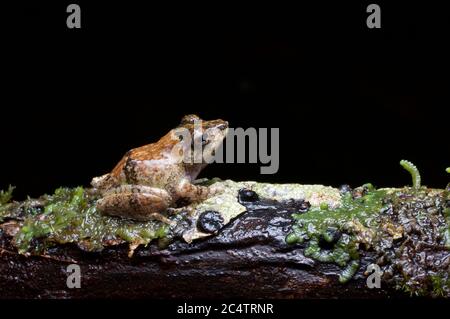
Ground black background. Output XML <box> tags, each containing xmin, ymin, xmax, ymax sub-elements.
<box><xmin>2</xmin><ymin>1</ymin><xmax>449</xmax><ymax>200</ymax></box>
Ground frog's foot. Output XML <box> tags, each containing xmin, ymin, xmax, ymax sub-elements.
<box><xmin>96</xmin><ymin>185</ymin><xmax>173</xmax><ymax>223</ymax></box>
<box><xmin>91</xmin><ymin>173</ymin><xmax>117</xmax><ymax>190</ymax></box>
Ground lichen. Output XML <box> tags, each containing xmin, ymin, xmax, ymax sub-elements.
<box><xmin>181</xmin><ymin>180</ymin><xmax>342</xmax><ymax>242</ymax></box>
<box><xmin>245</xmin><ymin>182</ymin><xmax>342</xmax><ymax>209</ymax></box>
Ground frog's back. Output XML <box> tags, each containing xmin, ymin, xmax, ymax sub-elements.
<box><xmin>110</xmin><ymin>131</ymin><xmax>180</xmax><ymax>179</ymax></box>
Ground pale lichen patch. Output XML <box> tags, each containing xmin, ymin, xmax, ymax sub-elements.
<box><xmin>248</xmin><ymin>182</ymin><xmax>342</xmax><ymax>208</ymax></box>
<box><xmin>179</xmin><ymin>180</ymin><xmax>342</xmax><ymax>242</ymax></box>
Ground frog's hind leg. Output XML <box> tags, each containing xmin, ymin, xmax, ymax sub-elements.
<box><xmin>96</xmin><ymin>185</ymin><xmax>173</xmax><ymax>223</ymax></box>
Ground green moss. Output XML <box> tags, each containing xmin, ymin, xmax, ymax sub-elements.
<box><xmin>339</xmin><ymin>260</ymin><xmax>360</xmax><ymax>283</ymax></box>
<box><xmin>287</xmin><ymin>186</ymin><xmax>386</xmax><ymax>283</ymax></box>
<box><xmin>0</xmin><ymin>185</ymin><xmax>15</xmax><ymax>205</ymax></box>
<box><xmin>285</xmin><ymin>232</ymin><xmax>301</xmax><ymax>244</ymax></box>
<box><xmin>430</xmin><ymin>274</ymin><xmax>450</xmax><ymax>297</ymax></box>
<box><xmin>322</xmin><ymin>227</ymin><xmax>338</xmax><ymax>243</ymax></box>
<box><xmin>400</xmin><ymin>160</ymin><xmax>421</xmax><ymax>189</ymax></box>
<box><xmin>287</xmin><ymin>185</ymin><xmax>450</xmax><ymax>295</ymax></box>
<box><xmin>0</xmin><ymin>185</ymin><xmax>15</xmax><ymax>222</ymax></box>
<box><xmin>13</xmin><ymin>187</ymin><xmax>168</xmax><ymax>254</ymax></box>
<box><xmin>362</xmin><ymin>183</ymin><xmax>375</xmax><ymax>191</ymax></box>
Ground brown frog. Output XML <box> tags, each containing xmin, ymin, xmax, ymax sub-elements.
<box><xmin>91</xmin><ymin>114</ymin><xmax>228</xmax><ymax>222</ymax></box>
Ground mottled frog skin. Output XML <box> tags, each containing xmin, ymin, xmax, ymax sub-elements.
<box><xmin>91</xmin><ymin>114</ymin><xmax>228</xmax><ymax>222</ymax></box>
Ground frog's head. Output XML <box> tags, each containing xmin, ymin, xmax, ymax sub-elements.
<box><xmin>175</xmin><ymin>114</ymin><xmax>228</xmax><ymax>178</ymax></box>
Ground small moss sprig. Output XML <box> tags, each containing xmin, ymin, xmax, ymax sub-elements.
<box><xmin>0</xmin><ymin>185</ymin><xmax>15</xmax><ymax>205</ymax></box>
<box><xmin>400</xmin><ymin>160</ymin><xmax>421</xmax><ymax>189</ymax></box>
<box><xmin>339</xmin><ymin>260</ymin><xmax>360</xmax><ymax>284</ymax></box>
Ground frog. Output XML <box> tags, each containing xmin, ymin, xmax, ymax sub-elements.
<box><xmin>91</xmin><ymin>114</ymin><xmax>228</xmax><ymax>222</ymax></box>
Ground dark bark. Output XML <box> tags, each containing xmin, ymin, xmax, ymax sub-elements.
<box><xmin>0</xmin><ymin>205</ymin><xmax>402</xmax><ymax>299</ymax></box>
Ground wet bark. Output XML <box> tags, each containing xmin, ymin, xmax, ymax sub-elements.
<box><xmin>0</xmin><ymin>204</ymin><xmax>402</xmax><ymax>299</ymax></box>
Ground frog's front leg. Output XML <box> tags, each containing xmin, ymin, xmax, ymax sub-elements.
<box><xmin>175</xmin><ymin>179</ymin><xmax>223</xmax><ymax>202</ymax></box>
<box><xmin>96</xmin><ymin>185</ymin><xmax>173</xmax><ymax>223</ymax></box>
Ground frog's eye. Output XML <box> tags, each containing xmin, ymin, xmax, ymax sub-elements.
<box><xmin>201</xmin><ymin>134</ymin><xmax>209</xmax><ymax>146</ymax></box>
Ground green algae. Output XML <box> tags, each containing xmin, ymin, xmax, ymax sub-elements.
<box><xmin>12</xmin><ymin>187</ymin><xmax>168</xmax><ymax>254</ymax></box>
